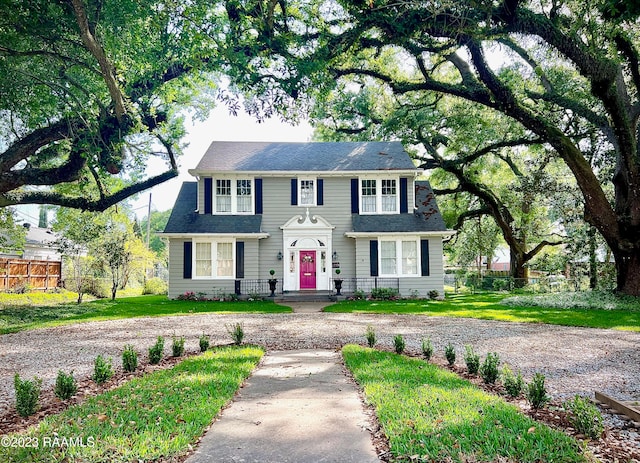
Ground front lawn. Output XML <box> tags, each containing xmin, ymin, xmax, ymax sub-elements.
<box><xmin>0</xmin><ymin>345</ymin><xmax>264</xmax><ymax>463</ymax></box>
<box><xmin>0</xmin><ymin>295</ymin><xmax>291</xmax><ymax>334</ymax></box>
<box><xmin>325</xmin><ymin>292</ymin><xmax>640</xmax><ymax>331</ymax></box>
<box><xmin>342</xmin><ymin>344</ymin><xmax>587</xmax><ymax>463</ymax></box>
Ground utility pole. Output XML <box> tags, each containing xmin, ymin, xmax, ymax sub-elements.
<box><xmin>146</xmin><ymin>193</ymin><xmax>152</xmax><ymax>249</ymax></box>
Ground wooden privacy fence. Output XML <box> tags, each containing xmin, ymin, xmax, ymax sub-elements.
<box><xmin>0</xmin><ymin>258</ymin><xmax>62</xmax><ymax>292</ymax></box>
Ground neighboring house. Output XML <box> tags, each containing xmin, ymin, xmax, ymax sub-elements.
<box><xmin>162</xmin><ymin>141</ymin><xmax>453</xmax><ymax>298</ymax></box>
<box><xmin>0</xmin><ymin>224</ymin><xmax>61</xmax><ymax>261</ymax></box>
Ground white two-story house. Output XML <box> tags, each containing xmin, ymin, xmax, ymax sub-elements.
<box><xmin>162</xmin><ymin>141</ymin><xmax>452</xmax><ymax>298</ymax></box>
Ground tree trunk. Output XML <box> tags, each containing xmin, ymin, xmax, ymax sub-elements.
<box><xmin>510</xmin><ymin>250</ymin><xmax>529</xmax><ymax>287</ymax></box>
<box><xmin>588</xmin><ymin>227</ymin><xmax>597</xmax><ymax>290</ymax></box>
<box><xmin>613</xmin><ymin>248</ymin><xmax>640</xmax><ymax>296</ymax></box>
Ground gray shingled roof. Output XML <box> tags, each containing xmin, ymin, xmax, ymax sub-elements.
<box><xmin>193</xmin><ymin>141</ymin><xmax>416</xmax><ymax>172</ymax></box>
<box><xmin>351</xmin><ymin>181</ymin><xmax>447</xmax><ymax>233</ymax></box>
<box><xmin>163</xmin><ymin>182</ymin><xmax>263</xmax><ymax>234</ymax></box>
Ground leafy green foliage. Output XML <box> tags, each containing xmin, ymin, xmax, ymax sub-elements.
<box><xmin>480</xmin><ymin>352</ymin><xmax>501</xmax><ymax>384</ymax></box>
<box><xmin>527</xmin><ymin>373</ymin><xmax>550</xmax><ymax>410</ymax></box>
<box><xmin>199</xmin><ymin>333</ymin><xmax>210</xmax><ymax>352</ymax></box>
<box><xmin>393</xmin><ymin>334</ymin><xmax>405</xmax><ymax>354</ymax></box>
<box><xmin>226</xmin><ymin>323</ymin><xmax>245</xmax><ymax>345</ymax></box>
<box><xmin>342</xmin><ymin>345</ymin><xmax>586</xmax><ymax>462</ymax></box>
<box><xmin>502</xmin><ymin>365</ymin><xmax>524</xmax><ymax>398</ymax></box>
<box><xmin>149</xmin><ymin>336</ymin><xmax>165</xmax><ymax>365</ymax></box>
<box><xmin>365</xmin><ymin>325</ymin><xmax>377</xmax><ymax>348</ymax></box>
<box><xmin>445</xmin><ymin>343</ymin><xmax>456</xmax><ymax>366</ymax></box>
<box><xmin>172</xmin><ymin>336</ymin><xmax>185</xmax><ymax>357</ymax></box>
<box><xmin>1</xmin><ymin>346</ymin><xmax>264</xmax><ymax>462</ymax></box>
<box><xmin>92</xmin><ymin>355</ymin><xmax>113</xmax><ymax>385</ymax></box>
<box><xmin>421</xmin><ymin>338</ymin><xmax>434</xmax><ymax>361</ymax></box>
<box><xmin>54</xmin><ymin>371</ymin><xmax>77</xmax><ymax>401</ymax></box>
<box><xmin>464</xmin><ymin>345</ymin><xmax>480</xmax><ymax>375</ymax></box>
<box><xmin>370</xmin><ymin>287</ymin><xmax>399</xmax><ymax>300</ymax></box>
<box><xmin>564</xmin><ymin>395</ymin><xmax>604</xmax><ymax>439</ymax></box>
<box><xmin>122</xmin><ymin>344</ymin><xmax>138</xmax><ymax>372</ymax></box>
<box><xmin>14</xmin><ymin>374</ymin><xmax>42</xmax><ymax>417</ymax></box>
<box><xmin>143</xmin><ymin>277</ymin><xmax>168</xmax><ymax>295</ymax></box>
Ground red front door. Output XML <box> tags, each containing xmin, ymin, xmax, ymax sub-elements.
<box><xmin>299</xmin><ymin>251</ymin><xmax>316</xmax><ymax>289</ymax></box>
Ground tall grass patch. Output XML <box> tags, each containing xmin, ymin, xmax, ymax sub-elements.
<box><xmin>0</xmin><ymin>346</ymin><xmax>264</xmax><ymax>463</ymax></box>
<box><xmin>342</xmin><ymin>345</ymin><xmax>587</xmax><ymax>463</ymax></box>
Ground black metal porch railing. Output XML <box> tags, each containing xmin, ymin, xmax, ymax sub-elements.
<box><xmin>330</xmin><ymin>277</ymin><xmax>400</xmax><ymax>295</ymax></box>
<box><xmin>235</xmin><ymin>279</ymin><xmax>282</xmax><ymax>296</ymax></box>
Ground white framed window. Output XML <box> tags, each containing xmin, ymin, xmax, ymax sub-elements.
<box><xmin>193</xmin><ymin>239</ymin><xmax>235</xmax><ymax>279</ymax></box>
<box><xmin>379</xmin><ymin>238</ymin><xmax>419</xmax><ymax>276</ymax></box>
<box><xmin>214</xmin><ymin>178</ymin><xmax>253</xmax><ymax>214</ymax></box>
<box><xmin>299</xmin><ymin>179</ymin><xmax>315</xmax><ymax>206</ymax></box>
<box><xmin>360</xmin><ymin>178</ymin><xmax>399</xmax><ymax>214</ymax></box>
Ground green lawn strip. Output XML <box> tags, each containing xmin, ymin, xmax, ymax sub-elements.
<box><xmin>0</xmin><ymin>295</ymin><xmax>291</xmax><ymax>334</ymax></box>
<box><xmin>342</xmin><ymin>345</ymin><xmax>587</xmax><ymax>463</ymax></box>
<box><xmin>325</xmin><ymin>292</ymin><xmax>640</xmax><ymax>331</ymax></box>
<box><xmin>0</xmin><ymin>345</ymin><xmax>264</xmax><ymax>463</ymax></box>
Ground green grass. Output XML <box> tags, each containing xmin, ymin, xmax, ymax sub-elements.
<box><xmin>325</xmin><ymin>292</ymin><xmax>640</xmax><ymax>331</ymax></box>
<box><xmin>0</xmin><ymin>345</ymin><xmax>264</xmax><ymax>463</ymax></box>
<box><xmin>342</xmin><ymin>345</ymin><xmax>587</xmax><ymax>463</ymax></box>
<box><xmin>0</xmin><ymin>295</ymin><xmax>291</xmax><ymax>334</ymax></box>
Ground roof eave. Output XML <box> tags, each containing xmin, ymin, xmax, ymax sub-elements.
<box><xmin>160</xmin><ymin>232</ymin><xmax>270</xmax><ymax>239</ymax></box>
<box><xmin>187</xmin><ymin>169</ymin><xmax>421</xmax><ymax>178</ymax></box>
<box><xmin>345</xmin><ymin>230</ymin><xmax>456</xmax><ymax>238</ymax></box>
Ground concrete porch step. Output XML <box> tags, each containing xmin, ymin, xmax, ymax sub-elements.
<box><xmin>274</xmin><ymin>290</ymin><xmax>334</xmax><ymax>303</ymax></box>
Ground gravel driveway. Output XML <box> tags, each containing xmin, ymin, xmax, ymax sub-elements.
<box><xmin>1</xmin><ymin>312</ymin><xmax>639</xmax><ymax>413</ymax></box>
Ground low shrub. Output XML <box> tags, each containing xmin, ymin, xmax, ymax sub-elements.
<box><xmin>370</xmin><ymin>287</ymin><xmax>399</xmax><ymax>300</ymax></box>
<box><xmin>464</xmin><ymin>345</ymin><xmax>480</xmax><ymax>375</ymax></box>
<box><xmin>142</xmin><ymin>277</ymin><xmax>168</xmax><ymax>295</ymax></box>
<box><xmin>172</xmin><ymin>336</ymin><xmax>185</xmax><ymax>357</ymax></box>
<box><xmin>421</xmin><ymin>337</ymin><xmax>434</xmax><ymax>361</ymax></box>
<box><xmin>365</xmin><ymin>325</ymin><xmax>377</xmax><ymax>348</ymax></box>
<box><xmin>93</xmin><ymin>355</ymin><xmax>114</xmax><ymax>384</ymax></box>
<box><xmin>502</xmin><ymin>365</ymin><xmax>524</xmax><ymax>397</ymax></box>
<box><xmin>226</xmin><ymin>322</ymin><xmax>244</xmax><ymax>345</ymax></box>
<box><xmin>351</xmin><ymin>289</ymin><xmax>367</xmax><ymax>300</ymax></box>
<box><xmin>149</xmin><ymin>336</ymin><xmax>165</xmax><ymax>364</ymax></box>
<box><xmin>445</xmin><ymin>343</ymin><xmax>456</xmax><ymax>366</ymax></box>
<box><xmin>428</xmin><ymin>289</ymin><xmax>439</xmax><ymax>300</ymax></box>
<box><xmin>199</xmin><ymin>333</ymin><xmax>210</xmax><ymax>352</ymax></box>
<box><xmin>564</xmin><ymin>395</ymin><xmax>604</xmax><ymax>439</ymax></box>
<box><xmin>14</xmin><ymin>374</ymin><xmax>42</xmax><ymax>417</ymax></box>
<box><xmin>526</xmin><ymin>373</ymin><xmax>550</xmax><ymax>409</ymax></box>
<box><xmin>480</xmin><ymin>352</ymin><xmax>500</xmax><ymax>384</ymax></box>
<box><xmin>176</xmin><ymin>291</ymin><xmax>198</xmax><ymax>301</ymax></box>
<box><xmin>54</xmin><ymin>370</ymin><xmax>77</xmax><ymax>400</ymax></box>
<box><xmin>393</xmin><ymin>334</ymin><xmax>405</xmax><ymax>354</ymax></box>
<box><xmin>122</xmin><ymin>344</ymin><xmax>138</xmax><ymax>372</ymax></box>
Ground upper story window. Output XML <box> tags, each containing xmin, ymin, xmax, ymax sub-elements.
<box><xmin>214</xmin><ymin>178</ymin><xmax>253</xmax><ymax>214</ymax></box>
<box><xmin>360</xmin><ymin>178</ymin><xmax>398</xmax><ymax>214</ymax></box>
<box><xmin>299</xmin><ymin>179</ymin><xmax>315</xmax><ymax>206</ymax></box>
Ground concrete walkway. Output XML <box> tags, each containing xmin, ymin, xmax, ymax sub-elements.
<box><xmin>185</xmin><ymin>350</ymin><xmax>380</xmax><ymax>463</ymax></box>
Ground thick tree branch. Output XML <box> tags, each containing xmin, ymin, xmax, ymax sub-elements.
<box><xmin>524</xmin><ymin>239</ymin><xmax>564</xmax><ymax>261</ymax></box>
<box><xmin>454</xmin><ymin>207</ymin><xmax>492</xmax><ymax>230</ymax></box>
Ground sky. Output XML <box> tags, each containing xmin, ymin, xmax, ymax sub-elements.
<box><xmin>130</xmin><ymin>106</ymin><xmax>314</xmax><ymax>217</ymax></box>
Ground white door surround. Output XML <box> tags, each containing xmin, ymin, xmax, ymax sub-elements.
<box><xmin>281</xmin><ymin>210</ymin><xmax>335</xmax><ymax>291</ymax></box>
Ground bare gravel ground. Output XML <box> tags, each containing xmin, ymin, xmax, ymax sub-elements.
<box><xmin>1</xmin><ymin>312</ymin><xmax>638</xmax><ymax>413</ymax></box>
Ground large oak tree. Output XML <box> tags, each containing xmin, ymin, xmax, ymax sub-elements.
<box><xmin>222</xmin><ymin>0</ymin><xmax>640</xmax><ymax>295</ymax></box>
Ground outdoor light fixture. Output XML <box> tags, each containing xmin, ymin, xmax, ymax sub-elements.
<box><xmin>332</xmin><ymin>251</ymin><xmax>338</xmax><ymax>260</ymax></box>
<box><xmin>277</xmin><ymin>251</ymin><xmax>283</xmax><ymax>260</ymax></box>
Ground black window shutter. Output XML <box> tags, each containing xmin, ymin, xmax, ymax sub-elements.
<box><xmin>351</xmin><ymin>179</ymin><xmax>359</xmax><ymax>213</ymax></box>
<box><xmin>236</xmin><ymin>241</ymin><xmax>245</xmax><ymax>278</ymax></box>
<box><xmin>369</xmin><ymin>240</ymin><xmax>379</xmax><ymax>276</ymax></box>
<box><xmin>317</xmin><ymin>178</ymin><xmax>324</xmax><ymax>205</ymax></box>
<box><xmin>204</xmin><ymin>178</ymin><xmax>212</xmax><ymax>214</ymax></box>
<box><xmin>291</xmin><ymin>179</ymin><xmax>298</xmax><ymax>205</ymax></box>
<box><xmin>400</xmin><ymin>177</ymin><xmax>408</xmax><ymax>213</ymax></box>
<box><xmin>183</xmin><ymin>241</ymin><xmax>192</xmax><ymax>279</ymax></box>
<box><xmin>255</xmin><ymin>178</ymin><xmax>263</xmax><ymax>214</ymax></box>
<box><xmin>421</xmin><ymin>239</ymin><xmax>430</xmax><ymax>276</ymax></box>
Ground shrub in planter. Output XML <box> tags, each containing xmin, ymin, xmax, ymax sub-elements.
<box><xmin>527</xmin><ymin>373</ymin><xmax>550</xmax><ymax>409</ymax></box>
<box><xmin>480</xmin><ymin>352</ymin><xmax>500</xmax><ymax>384</ymax></box>
<box><xmin>54</xmin><ymin>370</ymin><xmax>77</xmax><ymax>400</ymax></box>
<box><xmin>149</xmin><ymin>336</ymin><xmax>165</xmax><ymax>364</ymax></box>
<box><xmin>122</xmin><ymin>344</ymin><xmax>138</xmax><ymax>373</ymax></box>
<box><xmin>93</xmin><ymin>355</ymin><xmax>113</xmax><ymax>385</ymax></box>
<box><xmin>445</xmin><ymin>343</ymin><xmax>456</xmax><ymax>366</ymax></box>
<box><xmin>564</xmin><ymin>395</ymin><xmax>604</xmax><ymax>439</ymax></box>
<box><xmin>393</xmin><ymin>334</ymin><xmax>405</xmax><ymax>354</ymax></box>
<box><xmin>464</xmin><ymin>345</ymin><xmax>480</xmax><ymax>375</ymax></box>
<box><xmin>172</xmin><ymin>336</ymin><xmax>185</xmax><ymax>357</ymax></box>
<box><xmin>421</xmin><ymin>338</ymin><xmax>434</xmax><ymax>361</ymax></box>
<box><xmin>14</xmin><ymin>374</ymin><xmax>42</xmax><ymax>417</ymax></box>
<box><xmin>199</xmin><ymin>333</ymin><xmax>210</xmax><ymax>352</ymax></box>
<box><xmin>365</xmin><ymin>325</ymin><xmax>377</xmax><ymax>348</ymax></box>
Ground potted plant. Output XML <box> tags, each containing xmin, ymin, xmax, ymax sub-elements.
<box><xmin>268</xmin><ymin>269</ymin><xmax>277</xmax><ymax>297</ymax></box>
<box><xmin>333</xmin><ymin>268</ymin><xmax>343</xmax><ymax>296</ymax></box>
